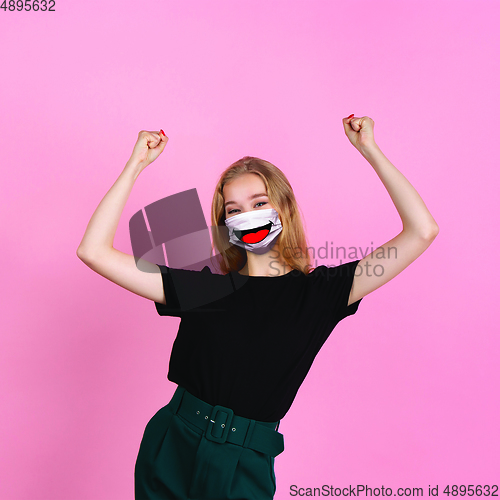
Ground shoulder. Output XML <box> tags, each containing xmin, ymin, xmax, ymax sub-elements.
<box><xmin>307</xmin><ymin>261</ymin><xmax>361</xmax><ymax>280</ymax></box>
<box><xmin>157</xmin><ymin>264</ymin><xmax>236</xmax><ymax>312</ymax></box>
<box><xmin>161</xmin><ymin>264</ymin><xmax>218</xmax><ymax>276</ymax></box>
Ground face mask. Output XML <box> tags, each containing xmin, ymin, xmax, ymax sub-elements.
<box><xmin>224</xmin><ymin>207</ymin><xmax>283</xmax><ymax>255</ymax></box>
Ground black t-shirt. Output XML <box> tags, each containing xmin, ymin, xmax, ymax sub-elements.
<box><xmin>154</xmin><ymin>260</ymin><xmax>363</xmax><ymax>422</ymax></box>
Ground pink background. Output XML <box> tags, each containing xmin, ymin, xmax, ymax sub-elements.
<box><xmin>1</xmin><ymin>1</ymin><xmax>499</xmax><ymax>499</ymax></box>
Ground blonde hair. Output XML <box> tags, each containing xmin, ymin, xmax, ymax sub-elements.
<box><xmin>209</xmin><ymin>156</ymin><xmax>314</xmax><ymax>275</ymax></box>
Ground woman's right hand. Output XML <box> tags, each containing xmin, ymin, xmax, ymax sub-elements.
<box><xmin>127</xmin><ymin>129</ymin><xmax>169</xmax><ymax>173</ymax></box>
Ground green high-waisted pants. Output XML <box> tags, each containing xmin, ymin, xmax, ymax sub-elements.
<box><xmin>134</xmin><ymin>385</ymin><xmax>284</xmax><ymax>500</ymax></box>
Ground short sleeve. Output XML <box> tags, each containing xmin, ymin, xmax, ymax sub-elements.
<box><xmin>154</xmin><ymin>264</ymin><xmax>183</xmax><ymax>317</ymax></box>
<box><xmin>310</xmin><ymin>260</ymin><xmax>363</xmax><ymax>324</ymax></box>
<box><xmin>154</xmin><ymin>264</ymin><xmax>236</xmax><ymax>317</ymax></box>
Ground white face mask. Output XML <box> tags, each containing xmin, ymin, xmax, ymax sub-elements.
<box><xmin>224</xmin><ymin>207</ymin><xmax>283</xmax><ymax>255</ymax></box>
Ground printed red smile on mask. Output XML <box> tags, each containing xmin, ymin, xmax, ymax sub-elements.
<box><xmin>241</xmin><ymin>229</ymin><xmax>270</xmax><ymax>244</ymax></box>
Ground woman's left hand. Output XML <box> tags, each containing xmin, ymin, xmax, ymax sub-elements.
<box><xmin>342</xmin><ymin>115</ymin><xmax>377</xmax><ymax>153</ymax></box>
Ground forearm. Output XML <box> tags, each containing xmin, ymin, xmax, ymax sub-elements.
<box><xmin>360</xmin><ymin>144</ymin><xmax>439</xmax><ymax>238</ymax></box>
<box><xmin>77</xmin><ymin>161</ymin><xmax>141</xmax><ymax>259</ymax></box>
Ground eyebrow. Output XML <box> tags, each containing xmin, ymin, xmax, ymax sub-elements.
<box><xmin>224</xmin><ymin>193</ymin><xmax>268</xmax><ymax>208</ymax></box>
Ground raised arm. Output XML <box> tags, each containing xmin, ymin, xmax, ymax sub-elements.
<box><xmin>341</xmin><ymin>115</ymin><xmax>439</xmax><ymax>306</ymax></box>
<box><xmin>76</xmin><ymin>130</ymin><xmax>170</xmax><ymax>304</ymax></box>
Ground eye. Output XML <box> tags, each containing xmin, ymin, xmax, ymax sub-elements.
<box><xmin>227</xmin><ymin>201</ymin><xmax>267</xmax><ymax>215</ymax></box>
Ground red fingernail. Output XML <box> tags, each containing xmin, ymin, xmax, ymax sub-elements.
<box><xmin>160</xmin><ymin>129</ymin><xmax>165</xmax><ymax>136</ymax></box>
<box><xmin>347</xmin><ymin>114</ymin><xmax>354</xmax><ymax>119</ymax></box>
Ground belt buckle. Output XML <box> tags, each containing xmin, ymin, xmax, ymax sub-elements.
<box><xmin>205</xmin><ymin>405</ymin><xmax>233</xmax><ymax>443</ymax></box>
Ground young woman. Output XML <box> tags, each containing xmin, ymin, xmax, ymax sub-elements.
<box><xmin>77</xmin><ymin>115</ymin><xmax>439</xmax><ymax>500</ymax></box>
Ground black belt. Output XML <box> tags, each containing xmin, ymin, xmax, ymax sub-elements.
<box><xmin>168</xmin><ymin>386</ymin><xmax>284</xmax><ymax>457</ymax></box>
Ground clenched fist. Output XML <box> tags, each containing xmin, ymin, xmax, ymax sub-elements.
<box><xmin>342</xmin><ymin>115</ymin><xmax>377</xmax><ymax>153</ymax></box>
<box><xmin>127</xmin><ymin>129</ymin><xmax>169</xmax><ymax>173</ymax></box>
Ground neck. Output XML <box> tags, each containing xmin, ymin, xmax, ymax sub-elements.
<box><xmin>239</xmin><ymin>251</ymin><xmax>292</xmax><ymax>277</ymax></box>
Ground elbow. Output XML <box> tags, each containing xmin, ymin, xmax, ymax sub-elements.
<box><xmin>77</xmin><ymin>246</ymin><xmax>93</xmax><ymax>263</ymax></box>
<box><xmin>422</xmin><ymin>223</ymin><xmax>439</xmax><ymax>241</ymax></box>
<box><xmin>406</xmin><ymin>221</ymin><xmax>440</xmax><ymax>241</ymax></box>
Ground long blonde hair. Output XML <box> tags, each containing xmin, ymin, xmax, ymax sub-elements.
<box><xmin>210</xmin><ymin>156</ymin><xmax>313</xmax><ymax>275</ymax></box>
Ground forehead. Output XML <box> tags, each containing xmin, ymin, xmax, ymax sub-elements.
<box><xmin>222</xmin><ymin>173</ymin><xmax>267</xmax><ymax>198</ymax></box>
